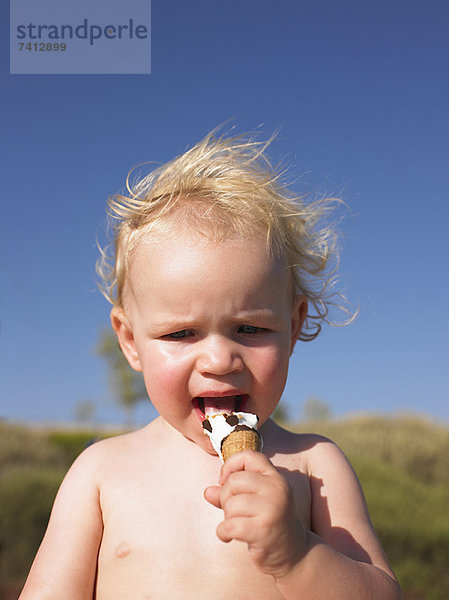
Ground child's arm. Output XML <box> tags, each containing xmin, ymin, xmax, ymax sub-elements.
<box><xmin>19</xmin><ymin>443</ymin><xmax>104</xmax><ymax>600</ymax></box>
<box><xmin>205</xmin><ymin>440</ymin><xmax>402</xmax><ymax>600</ymax></box>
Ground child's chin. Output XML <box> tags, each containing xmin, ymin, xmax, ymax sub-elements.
<box><xmin>182</xmin><ymin>427</ymin><xmax>218</xmax><ymax>457</ymax></box>
<box><xmin>205</xmin><ymin>446</ymin><xmax>219</xmax><ymax>457</ymax></box>
<box><xmin>198</xmin><ymin>437</ymin><xmax>219</xmax><ymax>458</ymax></box>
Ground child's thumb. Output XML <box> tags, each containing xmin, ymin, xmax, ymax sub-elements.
<box><xmin>204</xmin><ymin>485</ymin><xmax>222</xmax><ymax>509</ymax></box>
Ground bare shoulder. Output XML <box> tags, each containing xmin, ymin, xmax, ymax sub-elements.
<box><xmin>37</xmin><ymin>425</ymin><xmax>152</xmax><ymax>523</ymax></box>
<box><xmin>295</xmin><ymin>431</ymin><xmax>355</xmax><ymax>477</ymax></box>
<box><xmin>78</xmin><ymin>421</ymin><xmax>157</xmax><ymax>468</ymax></box>
<box><xmin>265</xmin><ymin>421</ymin><xmax>351</xmax><ymax>475</ymax></box>
<box><xmin>261</xmin><ymin>419</ymin><xmax>336</xmax><ymax>468</ymax></box>
<box><xmin>58</xmin><ymin>429</ymin><xmax>135</xmax><ymax>484</ymax></box>
<box><xmin>286</xmin><ymin>431</ymin><xmax>368</xmax><ymax>517</ymax></box>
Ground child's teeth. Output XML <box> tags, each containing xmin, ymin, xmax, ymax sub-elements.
<box><xmin>204</xmin><ymin>404</ymin><xmax>224</xmax><ymax>417</ymax></box>
<box><xmin>197</xmin><ymin>395</ymin><xmax>246</xmax><ymax>419</ymax></box>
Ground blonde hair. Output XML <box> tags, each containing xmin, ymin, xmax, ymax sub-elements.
<box><xmin>97</xmin><ymin>128</ymin><xmax>353</xmax><ymax>341</ymax></box>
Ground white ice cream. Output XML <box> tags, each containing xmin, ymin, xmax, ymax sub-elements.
<box><xmin>202</xmin><ymin>411</ymin><xmax>261</xmax><ymax>462</ymax></box>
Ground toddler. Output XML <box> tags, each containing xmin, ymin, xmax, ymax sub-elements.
<box><xmin>20</xmin><ymin>129</ymin><xmax>402</xmax><ymax>599</ymax></box>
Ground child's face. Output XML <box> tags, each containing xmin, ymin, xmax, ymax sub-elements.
<box><xmin>112</xmin><ymin>228</ymin><xmax>307</xmax><ymax>456</ymax></box>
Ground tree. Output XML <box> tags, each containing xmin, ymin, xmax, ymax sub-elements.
<box><xmin>96</xmin><ymin>328</ymin><xmax>148</xmax><ymax>427</ymax></box>
<box><xmin>302</xmin><ymin>396</ymin><xmax>332</xmax><ymax>422</ymax></box>
<box><xmin>74</xmin><ymin>399</ymin><xmax>96</xmax><ymax>427</ymax></box>
<box><xmin>272</xmin><ymin>399</ymin><xmax>290</xmax><ymax>424</ymax></box>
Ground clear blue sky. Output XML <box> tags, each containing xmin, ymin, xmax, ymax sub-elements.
<box><xmin>1</xmin><ymin>1</ymin><xmax>448</xmax><ymax>426</ymax></box>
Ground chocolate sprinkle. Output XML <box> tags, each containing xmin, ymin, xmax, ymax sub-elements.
<box><xmin>225</xmin><ymin>414</ymin><xmax>239</xmax><ymax>427</ymax></box>
<box><xmin>234</xmin><ymin>424</ymin><xmax>253</xmax><ymax>432</ymax></box>
<box><xmin>202</xmin><ymin>419</ymin><xmax>212</xmax><ymax>432</ymax></box>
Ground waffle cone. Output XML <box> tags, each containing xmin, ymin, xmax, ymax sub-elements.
<box><xmin>221</xmin><ymin>429</ymin><xmax>261</xmax><ymax>462</ymax></box>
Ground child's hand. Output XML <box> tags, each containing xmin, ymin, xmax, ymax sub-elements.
<box><xmin>204</xmin><ymin>451</ymin><xmax>307</xmax><ymax>580</ymax></box>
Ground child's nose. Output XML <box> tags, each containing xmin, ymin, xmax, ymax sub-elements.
<box><xmin>196</xmin><ymin>336</ymin><xmax>244</xmax><ymax>376</ymax></box>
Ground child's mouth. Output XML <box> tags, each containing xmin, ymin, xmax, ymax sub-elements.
<box><xmin>194</xmin><ymin>394</ymin><xmax>248</xmax><ymax>418</ymax></box>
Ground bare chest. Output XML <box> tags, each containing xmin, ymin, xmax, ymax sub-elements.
<box><xmin>95</xmin><ymin>455</ymin><xmax>311</xmax><ymax>600</ymax></box>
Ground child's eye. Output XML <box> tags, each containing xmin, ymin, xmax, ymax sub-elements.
<box><xmin>238</xmin><ymin>324</ymin><xmax>262</xmax><ymax>334</ymax></box>
<box><xmin>165</xmin><ymin>329</ymin><xmax>194</xmax><ymax>340</ymax></box>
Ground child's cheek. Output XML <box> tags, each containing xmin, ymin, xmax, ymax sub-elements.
<box><xmin>260</xmin><ymin>339</ymin><xmax>291</xmax><ymax>371</ymax></box>
<box><xmin>140</xmin><ymin>342</ymin><xmax>192</xmax><ymax>397</ymax></box>
<box><xmin>257</xmin><ymin>343</ymin><xmax>291</xmax><ymax>393</ymax></box>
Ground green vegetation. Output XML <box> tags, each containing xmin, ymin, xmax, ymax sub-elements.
<box><xmin>1</xmin><ymin>416</ymin><xmax>448</xmax><ymax>599</ymax></box>
<box><xmin>0</xmin><ymin>422</ymin><xmax>111</xmax><ymax>598</ymax></box>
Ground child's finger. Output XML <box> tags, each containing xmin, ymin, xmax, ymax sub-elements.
<box><xmin>218</xmin><ymin>449</ymin><xmax>277</xmax><ymax>485</ymax></box>
<box><xmin>221</xmin><ymin>492</ymin><xmax>265</xmax><ymax>520</ymax></box>
<box><xmin>204</xmin><ymin>470</ymin><xmax>262</xmax><ymax>508</ymax></box>
<box><xmin>203</xmin><ymin>484</ymin><xmax>222</xmax><ymax>508</ymax></box>
<box><xmin>216</xmin><ymin>515</ymin><xmax>259</xmax><ymax>544</ymax></box>
<box><xmin>221</xmin><ymin>468</ymin><xmax>262</xmax><ymax>493</ymax></box>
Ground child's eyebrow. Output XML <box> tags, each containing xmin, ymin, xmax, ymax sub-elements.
<box><xmin>148</xmin><ymin>309</ymin><xmax>282</xmax><ymax>333</ymax></box>
<box><xmin>147</xmin><ymin>319</ymin><xmax>192</xmax><ymax>333</ymax></box>
<box><xmin>232</xmin><ymin>309</ymin><xmax>281</xmax><ymax>323</ymax></box>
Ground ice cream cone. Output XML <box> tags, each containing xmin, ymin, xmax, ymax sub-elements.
<box><xmin>221</xmin><ymin>428</ymin><xmax>262</xmax><ymax>462</ymax></box>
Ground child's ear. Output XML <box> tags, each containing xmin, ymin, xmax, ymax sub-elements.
<box><xmin>110</xmin><ymin>307</ymin><xmax>142</xmax><ymax>372</ymax></box>
<box><xmin>290</xmin><ymin>295</ymin><xmax>308</xmax><ymax>355</ymax></box>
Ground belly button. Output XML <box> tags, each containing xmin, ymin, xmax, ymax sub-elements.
<box><xmin>115</xmin><ymin>542</ymin><xmax>131</xmax><ymax>558</ymax></box>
